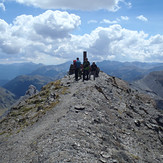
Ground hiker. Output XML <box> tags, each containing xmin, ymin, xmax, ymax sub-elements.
<box><xmin>68</xmin><ymin>60</ymin><xmax>76</xmax><ymax>75</ymax></box>
<box><xmin>73</xmin><ymin>60</ymin><xmax>76</xmax><ymax>68</ymax></box>
<box><xmin>83</xmin><ymin>58</ymin><xmax>90</xmax><ymax>81</ymax></box>
<box><xmin>89</xmin><ymin>62</ymin><xmax>98</xmax><ymax>80</ymax></box>
<box><xmin>79</xmin><ymin>64</ymin><xmax>83</xmax><ymax>79</ymax></box>
<box><xmin>75</xmin><ymin>58</ymin><xmax>81</xmax><ymax>81</ymax></box>
<box><xmin>69</xmin><ymin>63</ymin><xmax>74</xmax><ymax>75</ymax></box>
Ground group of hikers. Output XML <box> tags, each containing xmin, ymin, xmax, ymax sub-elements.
<box><xmin>69</xmin><ymin>57</ymin><xmax>99</xmax><ymax>81</ymax></box>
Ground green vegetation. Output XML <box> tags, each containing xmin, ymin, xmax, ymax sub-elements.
<box><xmin>0</xmin><ymin>79</ymin><xmax>69</xmax><ymax>136</ymax></box>
<box><xmin>129</xmin><ymin>153</ymin><xmax>140</xmax><ymax>160</ymax></box>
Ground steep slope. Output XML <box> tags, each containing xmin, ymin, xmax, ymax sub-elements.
<box><xmin>0</xmin><ymin>87</ymin><xmax>16</xmax><ymax>116</ymax></box>
<box><xmin>0</xmin><ymin>72</ymin><xmax>163</xmax><ymax>163</ymax></box>
<box><xmin>134</xmin><ymin>71</ymin><xmax>163</xmax><ymax>98</ymax></box>
<box><xmin>132</xmin><ymin>71</ymin><xmax>163</xmax><ymax>109</ymax></box>
<box><xmin>3</xmin><ymin>75</ymin><xmax>53</xmax><ymax>98</ymax></box>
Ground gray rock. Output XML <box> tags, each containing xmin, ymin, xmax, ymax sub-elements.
<box><xmin>0</xmin><ymin>72</ymin><xmax>163</xmax><ymax>163</ymax></box>
<box><xmin>25</xmin><ymin>85</ymin><xmax>38</xmax><ymax>96</ymax></box>
<box><xmin>134</xmin><ymin>119</ymin><xmax>141</xmax><ymax>127</ymax></box>
<box><xmin>74</xmin><ymin>105</ymin><xmax>85</xmax><ymax>110</ymax></box>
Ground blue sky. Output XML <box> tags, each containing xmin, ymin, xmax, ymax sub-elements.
<box><xmin>0</xmin><ymin>0</ymin><xmax>163</xmax><ymax>64</ymax></box>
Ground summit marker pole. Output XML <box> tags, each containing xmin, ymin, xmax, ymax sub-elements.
<box><xmin>83</xmin><ymin>51</ymin><xmax>87</xmax><ymax>63</ymax></box>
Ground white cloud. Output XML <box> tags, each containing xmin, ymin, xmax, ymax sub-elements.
<box><xmin>100</xmin><ymin>16</ymin><xmax>129</xmax><ymax>24</ymax></box>
<box><xmin>88</xmin><ymin>20</ymin><xmax>98</xmax><ymax>24</ymax></box>
<box><xmin>124</xmin><ymin>1</ymin><xmax>132</xmax><ymax>8</ymax></box>
<box><xmin>127</xmin><ymin>2</ymin><xmax>132</xmax><ymax>8</ymax></box>
<box><xmin>136</xmin><ymin>15</ymin><xmax>148</xmax><ymax>22</ymax></box>
<box><xmin>11</xmin><ymin>10</ymin><xmax>81</xmax><ymax>40</ymax></box>
<box><xmin>0</xmin><ymin>3</ymin><xmax>5</xmax><ymax>11</ymax></box>
<box><xmin>100</xmin><ymin>19</ymin><xmax>118</xmax><ymax>24</ymax></box>
<box><xmin>0</xmin><ymin>10</ymin><xmax>81</xmax><ymax>63</ymax></box>
<box><xmin>0</xmin><ymin>11</ymin><xmax>163</xmax><ymax>64</ymax></box>
<box><xmin>0</xmin><ymin>19</ymin><xmax>8</xmax><ymax>32</ymax></box>
<box><xmin>90</xmin><ymin>26</ymin><xmax>162</xmax><ymax>62</ymax></box>
<box><xmin>14</xmin><ymin>0</ymin><xmax>123</xmax><ymax>11</ymax></box>
<box><xmin>150</xmin><ymin>35</ymin><xmax>163</xmax><ymax>44</ymax></box>
<box><xmin>121</xmin><ymin>16</ymin><xmax>129</xmax><ymax>21</ymax></box>
<box><xmin>46</xmin><ymin>24</ymin><xmax>163</xmax><ymax>63</ymax></box>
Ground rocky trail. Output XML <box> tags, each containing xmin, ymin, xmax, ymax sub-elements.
<box><xmin>0</xmin><ymin>72</ymin><xmax>163</xmax><ymax>163</ymax></box>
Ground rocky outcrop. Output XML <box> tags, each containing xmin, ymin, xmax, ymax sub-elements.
<box><xmin>25</xmin><ymin>85</ymin><xmax>39</xmax><ymax>96</ymax></box>
<box><xmin>11</xmin><ymin>85</ymin><xmax>39</xmax><ymax>109</ymax></box>
<box><xmin>0</xmin><ymin>72</ymin><xmax>163</xmax><ymax>163</ymax></box>
<box><xmin>3</xmin><ymin>75</ymin><xmax>53</xmax><ymax>98</ymax></box>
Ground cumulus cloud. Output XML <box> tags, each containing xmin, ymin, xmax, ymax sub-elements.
<box><xmin>44</xmin><ymin>24</ymin><xmax>163</xmax><ymax>63</ymax></box>
<box><xmin>100</xmin><ymin>19</ymin><xmax>118</xmax><ymax>24</ymax></box>
<box><xmin>136</xmin><ymin>15</ymin><xmax>148</xmax><ymax>22</ymax></box>
<box><xmin>123</xmin><ymin>1</ymin><xmax>132</xmax><ymax>8</ymax></box>
<box><xmin>85</xmin><ymin>25</ymin><xmax>150</xmax><ymax>61</ymax></box>
<box><xmin>89</xmin><ymin>16</ymin><xmax>129</xmax><ymax>25</ymax></box>
<box><xmin>0</xmin><ymin>10</ymin><xmax>163</xmax><ymax>64</ymax></box>
<box><xmin>87</xmin><ymin>26</ymin><xmax>162</xmax><ymax>62</ymax></box>
<box><xmin>0</xmin><ymin>10</ymin><xmax>81</xmax><ymax>63</ymax></box>
<box><xmin>121</xmin><ymin>16</ymin><xmax>129</xmax><ymax>21</ymax></box>
<box><xmin>100</xmin><ymin>16</ymin><xmax>129</xmax><ymax>25</ymax></box>
<box><xmin>88</xmin><ymin>20</ymin><xmax>98</xmax><ymax>24</ymax></box>
<box><xmin>0</xmin><ymin>3</ymin><xmax>5</xmax><ymax>11</ymax></box>
<box><xmin>11</xmin><ymin>10</ymin><xmax>81</xmax><ymax>40</ymax></box>
<box><xmin>14</xmin><ymin>0</ymin><xmax>123</xmax><ymax>11</ymax></box>
<box><xmin>0</xmin><ymin>19</ymin><xmax>8</xmax><ymax>32</ymax></box>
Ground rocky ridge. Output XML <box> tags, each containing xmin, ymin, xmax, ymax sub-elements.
<box><xmin>0</xmin><ymin>72</ymin><xmax>163</xmax><ymax>163</ymax></box>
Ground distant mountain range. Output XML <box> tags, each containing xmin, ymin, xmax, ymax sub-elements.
<box><xmin>0</xmin><ymin>62</ymin><xmax>43</xmax><ymax>85</ymax></box>
<box><xmin>0</xmin><ymin>62</ymin><xmax>71</xmax><ymax>86</ymax></box>
<box><xmin>0</xmin><ymin>61</ymin><xmax>163</xmax><ymax>112</ymax></box>
<box><xmin>0</xmin><ymin>62</ymin><xmax>71</xmax><ymax>113</ymax></box>
<box><xmin>97</xmin><ymin>60</ymin><xmax>163</xmax><ymax>82</ymax></box>
<box><xmin>1</xmin><ymin>61</ymin><xmax>163</xmax><ymax>85</ymax></box>
<box><xmin>29</xmin><ymin>61</ymin><xmax>71</xmax><ymax>78</ymax></box>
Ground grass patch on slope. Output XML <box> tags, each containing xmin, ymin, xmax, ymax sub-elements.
<box><xmin>0</xmin><ymin>79</ymin><xmax>69</xmax><ymax>136</ymax></box>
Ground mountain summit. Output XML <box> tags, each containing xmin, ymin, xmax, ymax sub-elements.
<box><xmin>0</xmin><ymin>72</ymin><xmax>163</xmax><ymax>162</ymax></box>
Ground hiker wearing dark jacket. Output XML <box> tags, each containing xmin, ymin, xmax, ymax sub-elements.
<box><xmin>91</xmin><ymin>62</ymin><xmax>97</xmax><ymax>71</ymax></box>
<box><xmin>89</xmin><ymin>62</ymin><xmax>98</xmax><ymax>80</ymax></box>
<box><xmin>83</xmin><ymin>58</ymin><xmax>90</xmax><ymax>81</ymax></box>
<box><xmin>75</xmin><ymin>58</ymin><xmax>81</xmax><ymax>81</ymax></box>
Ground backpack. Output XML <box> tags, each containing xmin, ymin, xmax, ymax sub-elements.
<box><xmin>76</xmin><ymin>60</ymin><xmax>81</xmax><ymax>68</ymax></box>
